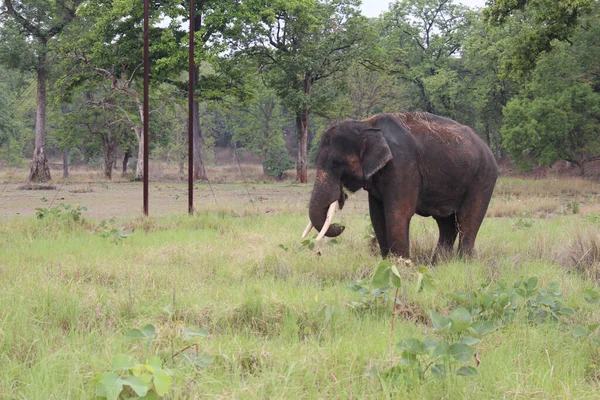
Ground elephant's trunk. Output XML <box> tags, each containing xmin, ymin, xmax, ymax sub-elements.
<box><xmin>307</xmin><ymin>169</ymin><xmax>346</xmax><ymax>239</ymax></box>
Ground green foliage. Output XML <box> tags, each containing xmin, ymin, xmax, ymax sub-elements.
<box><xmin>94</xmin><ymin>219</ymin><xmax>133</xmax><ymax>244</ymax></box>
<box><xmin>485</xmin><ymin>0</ymin><xmax>593</xmax><ymax>77</ymax></box>
<box><xmin>35</xmin><ymin>203</ymin><xmax>87</xmax><ymax>222</ymax></box>
<box><xmin>96</xmin><ymin>321</ymin><xmax>211</xmax><ymax>399</ymax></box>
<box><xmin>95</xmin><ymin>354</ymin><xmax>174</xmax><ymax>400</ymax></box>
<box><xmin>262</xmin><ymin>144</ymin><xmax>294</xmax><ymax>179</ymax></box>
<box><xmin>388</xmin><ymin>305</ymin><xmax>486</xmax><ymax>381</ymax></box>
<box><xmin>451</xmin><ymin>278</ymin><xmax>574</xmax><ymax>325</ymax></box>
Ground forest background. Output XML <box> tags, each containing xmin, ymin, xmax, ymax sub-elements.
<box><xmin>1</xmin><ymin>0</ymin><xmax>599</xmax><ymax>183</ymax></box>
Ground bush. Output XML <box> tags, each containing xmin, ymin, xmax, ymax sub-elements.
<box><xmin>262</xmin><ymin>145</ymin><xmax>294</xmax><ymax>179</ymax></box>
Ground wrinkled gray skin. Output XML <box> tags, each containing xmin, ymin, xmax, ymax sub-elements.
<box><xmin>308</xmin><ymin>112</ymin><xmax>498</xmax><ymax>259</ymax></box>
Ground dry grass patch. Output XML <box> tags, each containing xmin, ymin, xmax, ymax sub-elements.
<box><xmin>487</xmin><ymin>197</ymin><xmax>562</xmax><ymax>218</ymax></box>
<box><xmin>556</xmin><ymin>228</ymin><xmax>600</xmax><ymax>280</ymax></box>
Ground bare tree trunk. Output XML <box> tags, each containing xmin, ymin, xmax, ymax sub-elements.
<box><xmin>296</xmin><ymin>76</ymin><xmax>311</xmax><ymax>184</ymax></box>
<box><xmin>122</xmin><ymin>149</ymin><xmax>131</xmax><ymax>177</ymax></box>
<box><xmin>29</xmin><ymin>45</ymin><xmax>52</xmax><ymax>182</ymax></box>
<box><xmin>63</xmin><ymin>150</ymin><xmax>69</xmax><ymax>179</ymax></box>
<box><xmin>296</xmin><ymin>110</ymin><xmax>309</xmax><ymax>183</ymax></box>
<box><xmin>102</xmin><ymin>136</ymin><xmax>118</xmax><ymax>180</ymax></box>
<box><xmin>113</xmin><ymin>148</ymin><xmax>118</xmax><ymax>170</ymax></box>
<box><xmin>193</xmin><ymin>99</ymin><xmax>207</xmax><ymax>180</ymax></box>
<box><xmin>133</xmin><ymin>126</ymin><xmax>144</xmax><ymax>181</ymax></box>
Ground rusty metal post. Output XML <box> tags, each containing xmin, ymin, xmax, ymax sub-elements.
<box><xmin>188</xmin><ymin>0</ymin><xmax>195</xmax><ymax>215</ymax></box>
<box><xmin>143</xmin><ymin>0</ymin><xmax>150</xmax><ymax>216</ymax></box>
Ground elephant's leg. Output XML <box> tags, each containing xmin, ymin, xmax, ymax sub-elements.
<box><xmin>433</xmin><ymin>214</ymin><xmax>458</xmax><ymax>262</ymax></box>
<box><xmin>384</xmin><ymin>207</ymin><xmax>413</xmax><ymax>259</ymax></box>
<box><xmin>369</xmin><ymin>194</ymin><xmax>389</xmax><ymax>257</ymax></box>
<box><xmin>383</xmin><ymin>189</ymin><xmax>418</xmax><ymax>259</ymax></box>
<box><xmin>457</xmin><ymin>185</ymin><xmax>495</xmax><ymax>257</ymax></box>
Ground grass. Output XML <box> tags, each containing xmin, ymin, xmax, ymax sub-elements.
<box><xmin>1</xmin><ymin>176</ymin><xmax>600</xmax><ymax>398</ymax></box>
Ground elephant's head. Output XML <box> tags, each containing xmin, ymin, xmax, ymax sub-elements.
<box><xmin>302</xmin><ymin>120</ymin><xmax>393</xmax><ymax>240</ymax></box>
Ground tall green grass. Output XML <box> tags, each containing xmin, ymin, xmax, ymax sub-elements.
<box><xmin>1</xmin><ymin>179</ymin><xmax>600</xmax><ymax>398</ymax></box>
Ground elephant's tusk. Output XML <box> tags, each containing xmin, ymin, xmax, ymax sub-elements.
<box><xmin>316</xmin><ymin>201</ymin><xmax>338</xmax><ymax>241</ymax></box>
<box><xmin>301</xmin><ymin>221</ymin><xmax>313</xmax><ymax>238</ymax></box>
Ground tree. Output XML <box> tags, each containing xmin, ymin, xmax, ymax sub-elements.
<box><xmin>59</xmin><ymin>0</ymin><xmax>177</xmax><ymax>181</ymax></box>
<box><xmin>240</xmin><ymin>0</ymin><xmax>370</xmax><ymax>183</ymax></box>
<box><xmin>485</xmin><ymin>0</ymin><xmax>594</xmax><ymax>78</ymax></box>
<box><xmin>380</xmin><ymin>0</ymin><xmax>473</xmax><ymax>113</ymax></box>
<box><xmin>1</xmin><ymin>0</ymin><xmax>82</xmax><ymax>182</ymax></box>
<box><xmin>502</xmin><ymin>37</ymin><xmax>600</xmax><ymax>175</ymax></box>
<box><xmin>460</xmin><ymin>15</ymin><xmax>519</xmax><ymax>155</ymax></box>
<box><xmin>0</xmin><ymin>66</ymin><xmax>25</xmax><ymax>167</ymax></box>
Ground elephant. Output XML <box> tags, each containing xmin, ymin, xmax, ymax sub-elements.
<box><xmin>301</xmin><ymin>112</ymin><xmax>498</xmax><ymax>260</ymax></box>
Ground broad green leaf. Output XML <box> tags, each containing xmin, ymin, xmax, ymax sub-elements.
<box><xmin>456</xmin><ymin>366</ymin><xmax>478</xmax><ymax>376</ymax></box>
<box><xmin>396</xmin><ymin>338</ymin><xmax>425</xmax><ymax>354</ymax></box>
<box><xmin>146</xmin><ymin>356</ymin><xmax>163</xmax><ymax>371</ymax></box>
<box><xmin>423</xmin><ymin>338</ymin><xmax>439</xmax><ymax>353</ymax></box>
<box><xmin>430</xmin><ymin>311</ymin><xmax>452</xmax><ymax>333</ymax></box>
<box><xmin>449</xmin><ymin>307</ymin><xmax>472</xmax><ymax>332</ymax></box>
<box><xmin>433</xmin><ymin>343</ymin><xmax>450</xmax><ymax>360</ymax></box>
<box><xmin>559</xmin><ymin>307</ymin><xmax>575</xmax><ymax>317</ymax></box>
<box><xmin>469</xmin><ymin>321</ymin><xmax>498</xmax><ymax>338</ymax></box>
<box><xmin>111</xmin><ymin>354</ymin><xmax>134</xmax><ymax>371</ymax></box>
<box><xmin>390</xmin><ymin>264</ymin><xmax>402</xmax><ymax>288</ymax></box>
<box><xmin>142</xmin><ymin>324</ymin><xmax>156</xmax><ymax>337</ymax></box>
<box><xmin>449</xmin><ymin>343</ymin><xmax>474</xmax><ymax>363</ymax></box>
<box><xmin>121</xmin><ymin>375</ymin><xmax>149</xmax><ymax>397</ymax></box>
<box><xmin>573</xmin><ymin>326</ymin><xmax>588</xmax><ymax>337</ymax></box>
<box><xmin>124</xmin><ymin>328</ymin><xmax>146</xmax><ymax>341</ymax></box>
<box><xmin>526</xmin><ymin>277</ymin><xmax>539</xmax><ymax>292</ymax></box>
<box><xmin>548</xmin><ymin>282</ymin><xmax>561</xmax><ymax>297</ymax></box>
<box><xmin>459</xmin><ymin>336</ymin><xmax>481</xmax><ymax>346</ymax></box>
<box><xmin>584</xmin><ymin>289</ymin><xmax>600</xmax><ymax>304</ymax></box>
<box><xmin>372</xmin><ymin>261</ymin><xmax>391</xmax><ymax>289</ymax></box>
<box><xmin>153</xmin><ymin>370</ymin><xmax>172</xmax><ymax>396</ymax></box>
<box><xmin>536</xmin><ymin>296</ymin><xmax>555</xmax><ymax>308</ymax></box>
<box><xmin>431</xmin><ymin>364</ymin><xmax>446</xmax><ymax>379</ymax></box>
<box><xmin>95</xmin><ymin>372</ymin><xmax>124</xmax><ymax>400</ymax></box>
<box><xmin>183</xmin><ymin>327</ymin><xmax>209</xmax><ymax>339</ymax></box>
<box><xmin>589</xmin><ymin>323</ymin><xmax>600</xmax><ymax>332</ymax></box>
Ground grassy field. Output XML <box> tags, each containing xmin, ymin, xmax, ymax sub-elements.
<box><xmin>2</xmin><ymin>176</ymin><xmax>600</xmax><ymax>398</ymax></box>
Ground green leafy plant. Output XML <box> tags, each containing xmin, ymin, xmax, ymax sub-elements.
<box><xmin>95</xmin><ymin>354</ymin><xmax>174</xmax><ymax>400</ymax></box>
<box><xmin>388</xmin><ymin>306</ymin><xmax>497</xmax><ymax>381</ymax></box>
<box><xmin>451</xmin><ymin>278</ymin><xmax>574</xmax><ymax>325</ymax></box>
<box><xmin>95</xmin><ymin>219</ymin><xmax>133</xmax><ymax>244</ymax></box>
<box><xmin>279</xmin><ymin>236</ymin><xmax>338</xmax><ymax>254</ymax></box>
<box><xmin>95</xmin><ymin>321</ymin><xmax>212</xmax><ymax>399</ymax></box>
<box><xmin>35</xmin><ymin>203</ymin><xmax>87</xmax><ymax>222</ymax></box>
<box><xmin>512</xmin><ymin>211</ymin><xmax>534</xmax><ymax>230</ymax></box>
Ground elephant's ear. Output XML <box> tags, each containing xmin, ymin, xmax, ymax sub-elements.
<box><xmin>360</xmin><ymin>128</ymin><xmax>393</xmax><ymax>180</ymax></box>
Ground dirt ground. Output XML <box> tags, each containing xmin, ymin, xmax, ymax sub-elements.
<box><xmin>0</xmin><ymin>181</ymin><xmax>371</xmax><ymax>222</ymax></box>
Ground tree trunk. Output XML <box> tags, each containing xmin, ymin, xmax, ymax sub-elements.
<box><xmin>122</xmin><ymin>149</ymin><xmax>131</xmax><ymax>177</ymax></box>
<box><xmin>134</xmin><ymin>126</ymin><xmax>144</xmax><ymax>181</ymax></box>
<box><xmin>296</xmin><ymin>110</ymin><xmax>309</xmax><ymax>183</ymax></box>
<box><xmin>102</xmin><ymin>137</ymin><xmax>118</xmax><ymax>180</ymax></box>
<box><xmin>63</xmin><ymin>150</ymin><xmax>69</xmax><ymax>179</ymax></box>
<box><xmin>193</xmin><ymin>99</ymin><xmax>207</xmax><ymax>180</ymax></box>
<box><xmin>29</xmin><ymin>44</ymin><xmax>51</xmax><ymax>182</ymax></box>
<box><xmin>113</xmin><ymin>148</ymin><xmax>118</xmax><ymax>170</ymax></box>
<box><xmin>296</xmin><ymin>77</ymin><xmax>311</xmax><ymax>184</ymax></box>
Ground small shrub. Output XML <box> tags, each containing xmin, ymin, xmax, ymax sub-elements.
<box><xmin>95</xmin><ymin>219</ymin><xmax>133</xmax><ymax>244</ymax></box>
<box><xmin>262</xmin><ymin>146</ymin><xmax>294</xmax><ymax>179</ymax></box>
<box><xmin>35</xmin><ymin>203</ymin><xmax>87</xmax><ymax>222</ymax></box>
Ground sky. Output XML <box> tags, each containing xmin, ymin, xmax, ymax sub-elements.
<box><xmin>360</xmin><ymin>0</ymin><xmax>487</xmax><ymax>18</ymax></box>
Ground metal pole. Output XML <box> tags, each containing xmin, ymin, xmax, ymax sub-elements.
<box><xmin>143</xmin><ymin>0</ymin><xmax>150</xmax><ymax>216</ymax></box>
<box><xmin>188</xmin><ymin>0</ymin><xmax>195</xmax><ymax>215</ymax></box>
